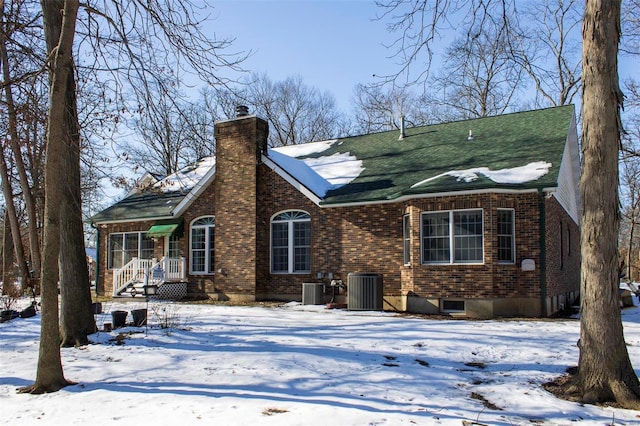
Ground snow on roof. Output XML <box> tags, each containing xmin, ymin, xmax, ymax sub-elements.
<box><xmin>411</xmin><ymin>161</ymin><xmax>552</xmax><ymax>188</ymax></box>
<box><xmin>153</xmin><ymin>157</ymin><xmax>216</xmax><ymax>193</ymax></box>
<box><xmin>273</xmin><ymin>139</ymin><xmax>336</xmax><ymax>156</ymax></box>
<box><xmin>269</xmin><ymin>142</ymin><xmax>364</xmax><ymax>197</ymax></box>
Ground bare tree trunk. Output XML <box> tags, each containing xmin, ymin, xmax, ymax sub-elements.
<box><xmin>560</xmin><ymin>0</ymin><xmax>640</xmax><ymax>409</ymax></box>
<box><xmin>628</xmin><ymin>218</ymin><xmax>636</xmax><ymax>280</ymax></box>
<box><xmin>0</xmin><ymin>13</ymin><xmax>42</xmax><ymax>282</ymax></box>
<box><xmin>2</xmin><ymin>210</ymin><xmax>16</xmax><ymax>288</ymax></box>
<box><xmin>28</xmin><ymin>0</ymin><xmax>93</xmax><ymax>346</ymax></box>
<box><xmin>18</xmin><ymin>0</ymin><xmax>79</xmax><ymax>394</ymax></box>
<box><xmin>58</xmin><ymin>51</ymin><xmax>94</xmax><ymax>346</ymax></box>
<box><xmin>0</xmin><ymin>149</ymin><xmax>29</xmax><ymax>288</ymax></box>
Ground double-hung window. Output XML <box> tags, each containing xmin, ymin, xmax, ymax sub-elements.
<box><xmin>271</xmin><ymin>211</ymin><xmax>311</xmax><ymax>274</ymax></box>
<box><xmin>108</xmin><ymin>232</ymin><xmax>154</xmax><ymax>269</ymax></box>
<box><xmin>422</xmin><ymin>209</ymin><xmax>484</xmax><ymax>264</ymax></box>
<box><xmin>190</xmin><ymin>216</ymin><xmax>215</xmax><ymax>274</ymax></box>
<box><xmin>497</xmin><ymin>209</ymin><xmax>515</xmax><ymax>263</ymax></box>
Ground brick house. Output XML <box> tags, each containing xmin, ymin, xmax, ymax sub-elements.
<box><xmin>89</xmin><ymin>105</ymin><xmax>581</xmax><ymax>318</ymax></box>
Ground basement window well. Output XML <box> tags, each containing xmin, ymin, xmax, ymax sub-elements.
<box><xmin>441</xmin><ymin>299</ymin><xmax>465</xmax><ymax>313</ymax></box>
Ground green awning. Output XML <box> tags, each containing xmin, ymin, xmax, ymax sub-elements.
<box><xmin>147</xmin><ymin>219</ymin><xmax>183</xmax><ymax>238</ymax></box>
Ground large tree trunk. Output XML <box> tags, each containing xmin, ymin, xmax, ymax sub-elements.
<box><xmin>58</xmin><ymin>49</ymin><xmax>94</xmax><ymax>346</ymax></box>
<box><xmin>559</xmin><ymin>0</ymin><xmax>640</xmax><ymax>409</ymax></box>
<box><xmin>18</xmin><ymin>0</ymin><xmax>79</xmax><ymax>395</ymax></box>
<box><xmin>35</xmin><ymin>0</ymin><xmax>94</xmax><ymax>347</ymax></box>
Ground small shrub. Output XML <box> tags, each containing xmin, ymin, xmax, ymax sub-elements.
<box><xmin>150</xmin><ymin>303</ymin><xmax>187</xmax><ymax>334</ymax></box>
<box><xmin>1</xmin><ymin>281</ymin><xmax>22</xmax><ymax>311</ymax></box>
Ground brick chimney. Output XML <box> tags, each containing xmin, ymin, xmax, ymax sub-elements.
<box><xmin>212</xmin><ymin>107</ymin><xmax>269</xmax><ymax>300</ymax></box>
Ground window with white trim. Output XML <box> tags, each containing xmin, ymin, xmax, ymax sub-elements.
<box><xmin>497</xmin><ymin>209</ymin><xmax>515</xmax><ymax>263</ymax></box>
<box><xmin>108</xmin><ymin>232</ymin><xmax>154</xmax><ymax>269</ymax></box>
<box><xmin>422</xmin><ymin>209</ymin><xmax>484</xmax><ymax>264</ymax></box>
<box><xmin>403</xmin><ymin>214</ymin><xmax>411</xmax><ymax>265</ymax></box>
<box><xmin>190</xmin><ymin>216</ymin><xmax>215</xmax><ymax>274</ymax></box>
<box><xmin>271</xmin><ymin>211</ymin><xmax>311</xmax><ymax>274</ymax></box>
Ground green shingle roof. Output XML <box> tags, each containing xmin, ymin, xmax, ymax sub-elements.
<box><xmin>91</xmin><ymin>105</ymin><xmax>575</xmax><ymax>223</ymax></box>
<box><xmin>89</xmin><ymin>156</ymin><xmax>216</xmax><ymax>224</ymax></box>
<box><xmin>287</xmin><ymin>105</ymin><xmax>575</xmax><ymax>205</ymax></box>
<box><xmin>89</xmin><ymin>191</ymin><xmax>186</xmax><ymax>223</ymax></box>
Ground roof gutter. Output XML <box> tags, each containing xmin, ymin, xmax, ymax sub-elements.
<box><xmin>89</xmin><ymin>215</ymin><xmax>178</xmax><ymax>226</ymax></box>
<box><xmin>90</xmin><ymin>221</ymin><xmax>100</xmax><ymax>296</ymax></box>
<box><xmin>320</xmin><ymin>187</ymin><xmax>559</xmax><ymax>208</ymax></box>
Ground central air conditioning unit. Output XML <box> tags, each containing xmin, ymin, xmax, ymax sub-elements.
<box><xmin>347</xmin><ymin>273</ymin><xmax>383</xmax><ymax>311</ymax></box>
<box><xmin>302</xmin><ymin>282</ymin><xmax>325</xmax><ymax>305</ymax></box>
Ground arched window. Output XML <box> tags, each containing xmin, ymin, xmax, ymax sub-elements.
<box><xmin>190</xmin><ymin>216</ymin><xmax>215</xmax><ymax>274</ymax></box>
<box><xmin>271</xmin><ymin>211</ymin><xmax>311</xmax><ymax>274</ymax></box>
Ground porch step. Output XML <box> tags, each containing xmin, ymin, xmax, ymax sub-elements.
<box><xmin>120</xmin><ymin>281</ymin><xmax>146</xmax><ymax>297</ymax></box>
<box><xmin>132</xmin><ymin>281</ymin><xmax>147</xmax><ymax>295</ymax></box>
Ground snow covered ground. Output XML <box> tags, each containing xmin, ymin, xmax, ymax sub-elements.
<box><xmin>1</xmin><ymin>299</ymin><xmax>639</xmax><ymax>426</ymax></box>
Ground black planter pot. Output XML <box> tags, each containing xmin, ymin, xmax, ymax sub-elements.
<box><xmin>19</xmin><ymin>306</ymin><xmax>36</xmax><ymax>318</ymax></box>
<box><xmin>91</xmin><ymin>302</ymin><xmax>103</xmax><ymax>314</ymax></box>
<box><xmin>1</xmin><ymin>310</ymin><xmax>14</xmax><ymax>323</ymax></box>
<box><xmin>111</xmin><ymin>310</ymin><xmax>128</xmax><ymax>328</ymax></box>
<box><xmin>131</xmin><ymin>309</ymin><xmax>147</xmax><ymax>327</ymax></box>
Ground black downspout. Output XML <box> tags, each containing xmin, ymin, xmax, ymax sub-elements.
<box><xmin>91</xmin><ymin>222</ymin><xmax>99</xmax><ymax>296</ymax></box>
<box><xmin>538</xmin><ymin>189</ymin><xmax>547</xmax><ymax>317</ymax></box>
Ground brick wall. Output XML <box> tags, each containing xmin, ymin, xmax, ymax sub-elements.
<box><xmin>545</xmin><ymin>194</ymin><xmax>581</xmax><ymax>306</ymax></box>
<box><xmin>212</xmin><ymin>115</ymin><xmax>268</xmax><ymax>299</ymax></box>
<box><xmin>256</xmin><ymin>166</ymin><xmax>405</xmax><ymax>297</ymax></box>
<box><xmin>96</xmin><ymin>116</ymin><xmax>580</xmax><ymax>317</ymax></box>
<box><xmin>182</xmin><ymin>183</ymin><xmax>216</xmax><ymax>295</ymax></box>
<box><xmin>254</xmin><ymin>167</ymin><xmax>578</xmax><ymax>310</ymax></box>
<box><xmin>406</xmin><ymin>193</ymin><xmax>543</xmax><ymax>299</ymax></box>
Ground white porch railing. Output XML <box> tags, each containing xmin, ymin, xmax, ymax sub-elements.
<box><xmin>112</xmin><ymin>257</ymin><xmax>186</xmax><ymax>296</ymax></box>
<box><xmin>157</xmin><ymin>257</ymin><xmax>187</xmax><ymax>282</ymax></box>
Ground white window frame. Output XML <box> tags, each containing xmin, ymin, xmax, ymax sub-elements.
<box><xmin>421</xmin><ymin>209</ymin><xmax>484</xmax><ymax>264</ymax></box>
<box><xmin>270</xmin><ymin>210</ymin><xmax>311</xmax><ymax>274</ymax></box>
<box><xmin>190</xmin><ymin>216</ymin><xmax>215</xmax><ymax>275</ymax></box>
<box><xmin>497</xmin><ymin>209</ymin><xmax>516</xmax><ymax>264</ymax></box>
<box><xmin>107</xmin><ymin>231</ymin><xmax>154</xmax><ymax>269</ymax></box>
<box><xmin>403</xmin><ymin>214</ymin><xmax>411</xmax><ymax>265</ymax></box>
